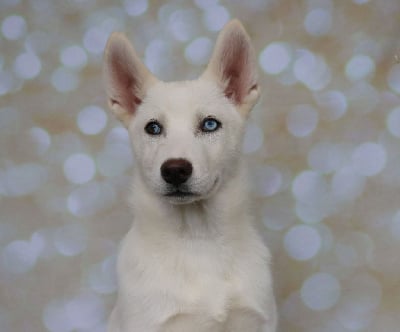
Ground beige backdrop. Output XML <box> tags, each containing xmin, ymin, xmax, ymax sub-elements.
<box><xmin>1</xmin><ymin>0</ymin><xmax>400</xmax><ymax>331</ymax></box>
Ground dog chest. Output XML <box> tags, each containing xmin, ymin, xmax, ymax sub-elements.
<box><xmin>117</xmin><ymin>229</ymin><xmax>270</xmax><ymax>329</ymax></box>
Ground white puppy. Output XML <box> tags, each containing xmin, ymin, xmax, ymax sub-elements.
<box><xmin>104</xmin><ymin>19</ymin><xmax>277</xmax><ymax>332</ymax></box>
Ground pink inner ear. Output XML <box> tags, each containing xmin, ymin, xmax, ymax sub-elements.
<box><xmin>224</xmin><ymin>67</ymin><xmax>243</xmax><ymax>103</ymax></box>
<box><xmin>108</xmin><ymin>52</ymin><xmax>142</xmax><ymax>114</ymax></box>
<box><xmin>219</xmin><ymin>32</ymin><xmax>254</xmax><ymax>105</ymax></box>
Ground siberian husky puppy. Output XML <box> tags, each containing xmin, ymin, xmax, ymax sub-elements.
<box><xmin>104</xmin><ymin>19</ymin><xmax>277</xmax><ymax>332</ymax></box>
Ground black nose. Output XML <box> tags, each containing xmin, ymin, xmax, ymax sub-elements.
<box><xmin>161</xmin><ymin>158</ymin><xmax>193</xmax><ymax>186</ymax></box>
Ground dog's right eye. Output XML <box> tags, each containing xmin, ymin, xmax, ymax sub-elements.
<box><xmin>145</xmin><ymin>121</ymin><xmax>163</xmax><ymax>135</ymax></box>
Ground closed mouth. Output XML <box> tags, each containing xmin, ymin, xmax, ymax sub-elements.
<box><xmin>164</xmin><ymin>191</ymin><xmax>198</xmax><ymax>198</ymax></box>
<box><xmin>163</xmin><ymin>178</ymin><xmax>219</xmax><ymax>201</ymax></box>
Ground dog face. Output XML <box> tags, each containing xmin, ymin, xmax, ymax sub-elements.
<box><xmin>129</xmin><ymin>80</ymin><xmax>244</xmax><ymax>204</ymax></box>
<box><xmin>104</xmin><ymin>20</ymin><xmax>260</xmax><ymax>204</ymax></box>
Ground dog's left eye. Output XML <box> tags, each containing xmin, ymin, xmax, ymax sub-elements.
<box><xmin>201</xmin><ymin>118</ymin><xmax>221</xmax><ymax>133</ymax></box>
<box><xmin>145</xmin><ymin>121</ymin><xmax>163</xmax><ymax>135</ymax></box>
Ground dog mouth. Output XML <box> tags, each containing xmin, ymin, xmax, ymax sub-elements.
<box><xmin>162</xmin><ymin>178</ymin><xmax>219</xmax><ymax>203</ymax></box>
<box><xmin>163</xmin><ymin>190</ymin><xmax>199</xmax><ymax>204</ymax></box>
<box><xmin>164</xmin><ymin>188</ymin><xmax>201</xmax><ymax>204</ymax></box>
<box><xmin>164</xmin><ymin>190</ymin><xmax>198</xmax><ymax>198</ymax></box>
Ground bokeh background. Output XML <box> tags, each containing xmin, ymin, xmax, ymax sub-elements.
<box><xmin>1</xmin><ymin>0</ymin><xmax>400</xmax><ymax>331</ymax></box>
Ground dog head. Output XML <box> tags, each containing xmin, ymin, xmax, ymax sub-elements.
<box><xmin>104</xmin><ymin>20</ymin><xmax>259</xmax><ymax>204</ymax></box>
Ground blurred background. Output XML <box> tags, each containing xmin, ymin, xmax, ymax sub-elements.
<box><xmin>1</xmin><ymin>0</ymin><xmax>400</xmax><ymax>331</ymax></box>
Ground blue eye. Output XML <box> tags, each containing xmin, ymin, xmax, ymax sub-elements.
<box><xmin>145</xmin><ymin>121</ymin><xmax>162</xmax><ymax>135</ymax></box>
<box><xmin>201</xmin><ymin>118</ymin><xmax>221</xmax><ymax>133</ymax></box>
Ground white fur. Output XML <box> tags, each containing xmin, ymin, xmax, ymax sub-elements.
<box><xmin>104</xmin><ymin>19</ymin><xmax>277</xmax><ymax>332</ymax></box>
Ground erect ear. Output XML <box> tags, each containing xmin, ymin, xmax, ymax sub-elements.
<box><xmin>202</xmin><ymin>20</ymin><xmax>260</xmax><ymax>117</ymax></box>
<box><xmin>103</xmin><ymin>32</ymin><xmax>158</xmax><ymax>127</ymax></box>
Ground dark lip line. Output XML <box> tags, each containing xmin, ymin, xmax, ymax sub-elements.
<box><xmin>163</xmin><ymin>178</ymin><xmax>219</xmax><ymax>199</ymax></box>
<box><xmin>164</xmin><ymin>191</ymin><xmax>198</xmax><ymax>197</ymax></box>
<box><xmin>163</xmin><ymin>178</ymin><xmax>219</xmax><ymax>198</ymax></box>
